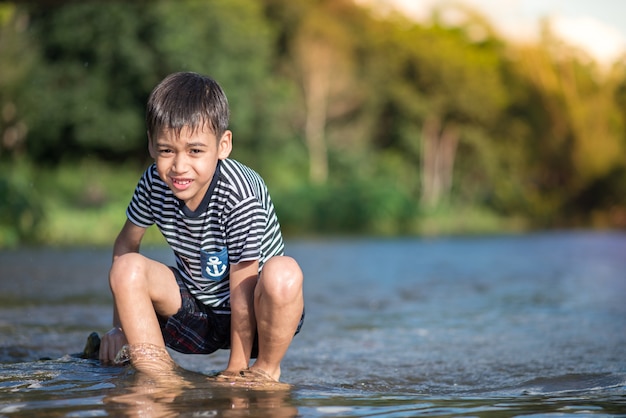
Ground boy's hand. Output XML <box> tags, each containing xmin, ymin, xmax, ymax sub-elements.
<box><xmin>99</xmin><ymin>327</ymin><xmax>128</xmax><ymax>363</ymax></box>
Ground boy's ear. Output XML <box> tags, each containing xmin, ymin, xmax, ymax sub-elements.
<box><xmin>218</xmin><ymin>130</ymin><xmax>233</xmax><ymax>160</ymax></box>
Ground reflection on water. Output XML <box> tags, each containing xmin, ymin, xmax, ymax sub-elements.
<box><xmin>0</xmin><ymin>232</ymin><xmax>625</xmax><ymax>416</ymax></box>
<box><xmin>105</xmin><ymin>367</ymin><xmax>298</xmax><ymax>418</ymax></box>
<box><xmin>0</xmin><ymin>357</ymin><xmax>298</xmax><ymax>417</ymax></box>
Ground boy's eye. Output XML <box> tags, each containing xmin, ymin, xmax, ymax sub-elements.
<box><xmin>158</xmin><ymin>148</ymin><xmax>172</xmax><ymax>154</ymax></box>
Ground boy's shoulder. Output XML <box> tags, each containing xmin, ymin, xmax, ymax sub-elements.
<box><xmin>219</xmin><ymin>158</ymin><xmax>268</xmax><ymax>197</ymax></box>
<box><xmin>220</xmin><ymin>158</ymin><xmax>264</xmax><ymax>183</ymax></box>
<box><xmin>140</xmin><ymin>163</ymin><xmax>167</xmax><ymax>189</ymax></box>
<box><xmin>221</xmin><ymin>158</ymin><xmax>254</xmax><ymax>172</ymax></box>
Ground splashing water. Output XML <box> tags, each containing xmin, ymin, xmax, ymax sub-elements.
<box><xmin>116</xmin><ymin>343</ymin><xmax>177</xmax><ymax>373</ymax></box>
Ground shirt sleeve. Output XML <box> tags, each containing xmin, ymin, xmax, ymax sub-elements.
<box><xmin>126</xmin><ymin>165</ymin><xmax>156</xmax><ymax>228</ymax></box>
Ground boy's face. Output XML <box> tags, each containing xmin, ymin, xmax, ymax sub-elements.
<box><xmin>149</xmin><ymin>125</ymin><xmax>232</xmax><ymax>211</ymax></box>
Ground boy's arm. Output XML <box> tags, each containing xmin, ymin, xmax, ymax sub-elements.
<box><xmin>112</xmin><ymin>219</ymin><xmax>146</xmax><ymax>261</ymax></box>
<box><xmin>225</xmin><ymin>259</ymin><xmax>259</xmax><ymax>372</ymax></box>
<box><xmin>100</xmin><ymin>219</ymin><xmax>147</xmax><ymax>362</ymax></box>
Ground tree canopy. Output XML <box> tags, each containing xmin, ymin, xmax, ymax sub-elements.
<box><xmin>1</xmin><ymin>0</ymin><xmax>625</xmax><ymax>245</ymax></box>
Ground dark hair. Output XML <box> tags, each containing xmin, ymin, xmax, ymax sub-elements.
<box><xmin>146</xmin><ymin>72</ymin><xmax>230</xmax><ymax>140</ymax></box>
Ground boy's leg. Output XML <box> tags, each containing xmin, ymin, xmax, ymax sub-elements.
<box><xmin>251</xmin><ymin>256</ymin><xmax>304</xmax><ymax>381</ymax></box>
<box><xmin>108</xmin><ymin>252</ymin><xmax>182</xmax><ymax>369</ymax></box>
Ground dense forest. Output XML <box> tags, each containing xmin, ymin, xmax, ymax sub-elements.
<box><xmin>1</xmin><ymin>0</ymin><xmax>626</xmax><ymax>247</ymax></box>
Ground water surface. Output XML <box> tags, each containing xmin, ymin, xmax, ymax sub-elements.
<box><xmin>1</xmin><ymin>232</ymin><xmax>625</xmax><ymax>416</ymax></box>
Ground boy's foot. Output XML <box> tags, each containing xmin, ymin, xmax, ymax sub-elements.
<box><xmin>213</xmin><ymin>370</ymin><xmax>246</xmax><ymax>382</ymax></box>
<box><xmin>210</xmin><ymin>368</ymin><xmax>291</xmax><ymax>390</ymax></box>
<box><xmin>239</xmin><ymin>368</ymin><xmax>276</xmax><ymax>382</ymax></box>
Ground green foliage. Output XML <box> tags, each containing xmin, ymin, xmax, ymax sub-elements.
<box><xmin>0</xmin><ymin>160</ymin><xmax>43</xmax><ymax>246</ymax></box>
<box><xmin>276</xmin><ymin>178</ymin><xmax>416</xmax><ymax>236</ymax></box>
<box><xmin>149</xmin><ymin>0</ymin><xmax>282</xmax><ymax>152</ymax></box>
<box><xmin>22</xmin><ymin>2</ymin><xmax>156</xmax><ymax>162</ymax></box>
<box><xmin>1</xmin><ymin>0</ymin><xmax>626</xmax><ymax>247</ymax></box>
<box><xmin>16</xmin><ymin>0</ymin><xmax>297</xmax><ymax>168</ymax></box>
<box><xmin>502</xmin><ymin>36</ymin><xmax>626</xmax><ymax>223</ymax></box>
<box><xmin>0</xmin><ymin>4</ymin><xmax>34</xmax><ymax>158</ymax></box>
<box><xmin>31</xmin><ymin>160</ymin><xmax>166</xmax><ymax>247</ymax></box>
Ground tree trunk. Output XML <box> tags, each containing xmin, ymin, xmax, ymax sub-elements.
<box><xmin>300</xmin><ymin>40</ymin><xmax>331</xmax><ymax>184</ymax></box>
<box><xmin>421</xmin><ymin>116</ymin><xmax>459</xmax><ymax>207</ymax></box>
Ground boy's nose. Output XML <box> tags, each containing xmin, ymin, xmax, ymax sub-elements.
<box><xmin>172</xmin><ymin>154</ymin><xmax>189</xmax><ymax>173</ymax></box>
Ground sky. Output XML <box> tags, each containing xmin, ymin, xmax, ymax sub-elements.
<box><xmin>383</xmin><ymin>0</ymin><xmax>626</xmax><ymax>64</ymax></box>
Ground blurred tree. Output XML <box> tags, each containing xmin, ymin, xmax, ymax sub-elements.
<box><xmin>0</xmin><ymin>159</ymin><xmax>43</xmax><ymax>246</ymax></box>
<box><xmin>509</xmin><ymin>26</ymin><xmax>625</xmax><ymax>222</ymax></box>
<box><xmin>0</xmin><ymin>5</ymin><xmax>44</xmax><ymax>246</ymax></box>
<box><xmin>150</xmin><ymin>0</ymin><xmax>284</xmax><ymax>164</ymax></box>
<box><xmin>266</xmin><ymin>0</ymin><xmax>367</xmax><ymax>184</ymax></box>
<box><xmin>293</xmin><ymin>0</ymin><xmax>368</xmax><ymax>184</ymax></box>
<box><xmin>18</xmin><ymin>0</ymin><xmax>288</xmax><ymax>167</ymax></box>
<box><xmin>365</xmin><ymin>7</ymin><xmax>508</xmax><ymax>208</ymax></box>
<box><xmin>0</xmin><ymin>3</ymin><xmax>34</xmax><ymax>159</ymax></box>
<box><xmin>1</xmin><ymin>0</ymin><xmax>625</xmax><ymax>241</ymax></box>
<box><xmin>22</xmin><ymin>1</ymin><xmax>157</xmax><ymax>163</ymax></box>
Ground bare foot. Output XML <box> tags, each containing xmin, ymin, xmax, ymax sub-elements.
<box><xmin>209</xmin><ymin>368</ymin><xmax>291</xmax><ymax>390</ymax></box>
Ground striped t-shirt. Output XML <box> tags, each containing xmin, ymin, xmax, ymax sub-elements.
<box><xmin>126</xmin><ymin>158</ymin><xmax>285</xmax><ymax>312</ymax></box>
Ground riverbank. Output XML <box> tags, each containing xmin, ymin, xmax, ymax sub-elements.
<box><xmin>2</xmin><ymin>159</ymin><xmax>530</xmax><ymax>248</ymax></box>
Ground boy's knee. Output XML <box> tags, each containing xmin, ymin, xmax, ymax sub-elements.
<box><xmin>259</xmin><ymin>256</ymin><xmax>303</xmax><ymax>300</ymax></box>
<box><xmin>109</xmin><ymin>253</ymin><xmax>148</xmax><ymax>292</ymax></box>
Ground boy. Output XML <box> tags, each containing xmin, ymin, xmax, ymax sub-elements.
<box><xmin>99</xmin><ymin>72</ymin><xmax>304</xmax><ymax>383</ymax></box>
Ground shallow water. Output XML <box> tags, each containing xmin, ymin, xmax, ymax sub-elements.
<box><xmin>1</xmin><ymin>232</ymin><xmax>625</xmax><ymax>417</ymax></box>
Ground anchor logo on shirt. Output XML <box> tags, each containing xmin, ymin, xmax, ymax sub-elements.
<box><xmin>205</xmin><ymin>256</ymin><xmax>227</xmax><ymax>278</ymax></box>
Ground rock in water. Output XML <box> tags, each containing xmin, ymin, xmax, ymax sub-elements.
<box><xmin>81</xmin><ymin>332</ymin><xmax>101</xmax><ymax>359</ymax></box>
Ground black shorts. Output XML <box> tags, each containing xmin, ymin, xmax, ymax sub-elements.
<box><xmin>159</xmin><ymin>268</ymin><xmax>304</xmax><ymax>358</ymax></box>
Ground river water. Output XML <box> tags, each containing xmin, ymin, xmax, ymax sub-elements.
<box><xmin>0</xmin><ymin>231</ymin><xmax>625</xmax><ymax>417</ymax></box>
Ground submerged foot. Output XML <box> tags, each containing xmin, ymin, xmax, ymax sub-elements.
<box><xmin>239</xmin><ymin>368</ymin><xmax>276</xmax><ymax>382</ymax></box>
<box><xmin>213</xmin><ymin>370</ymin><xmax>246</xmax><ymax>382</ymax></box>
<box><xmin>125</xmin><ymin>343</ymin><xmax>178</xmax><ymax>374</ymax></box>
<box><xmin>210</xmin><ymin>368</ymin><xmax>291</xmax><ymax>390</ymax></box>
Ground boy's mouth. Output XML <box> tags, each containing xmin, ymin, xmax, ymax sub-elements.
<box><xmin>171</xmin><ymin>177</ymin><xmax>193</xmax><ymax>190</ymax></box>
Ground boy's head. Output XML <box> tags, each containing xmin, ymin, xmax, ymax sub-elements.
<box><xmin>146</xmin><ymin>72</ymin><xmax>230</xmax><ymax>142</ymax></box>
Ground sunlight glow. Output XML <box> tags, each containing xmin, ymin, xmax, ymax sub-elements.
<box><xmin>372</xmin><ymin>0</ymin><xmax>626</xmax><ymax>64</ymax></box>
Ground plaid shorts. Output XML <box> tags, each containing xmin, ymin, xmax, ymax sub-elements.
<box><xmin>159</xmin><ymin>268</ymin><xmax>304</xmax><ymax>357</ymax></box>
